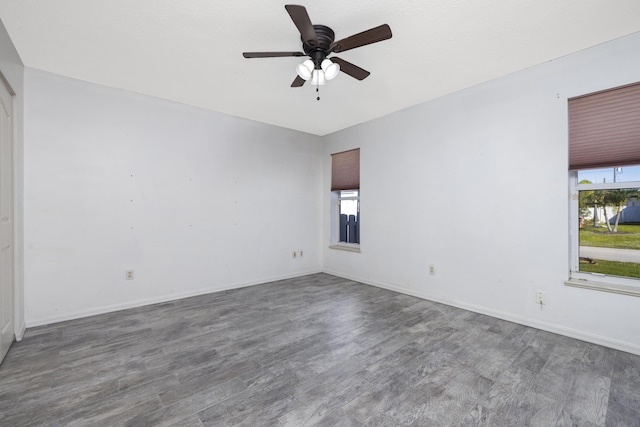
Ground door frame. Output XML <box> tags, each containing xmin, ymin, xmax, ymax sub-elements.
<box><xmin>0</xmin><ymin>71</ymin><xmax>15</xmax><ymax>361</ymax></box>
<box><xmin>0</xmin><ymin>69</ymin><xmax>26</xmax><ymax>341</ymax></box>
<box><xmin>9</xmin><ymin>73</ymin><xmax>23</xmax><ymax>342</ymax></box>
<box><xmin>0</xmin><ymin>69</ymin><xmax>23</xmax><ymax>344</ymax></box>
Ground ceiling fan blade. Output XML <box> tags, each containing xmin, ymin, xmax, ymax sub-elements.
<box><xmin>285</xmin><ymin>5</ymin><xmax>318</xmax><ymax>46</ymax></box>
<box><xmin>330</xmin><ymin>57</ymin><xmax>370</xmax><ymax>80</ymax></box>
<box><xmin>330</xmin><ymin>24</ymin><xmax>392</xmax><ymax>53</ymax></box>
<box><xmin>291</xmin><ymin>75</ymin><xmax>306</xmax><ymax>87</ymax></box>
<box><xmin>243</xmin><ymin>51</ymin><xmax>305</xmax><ymax>58</ymax></box>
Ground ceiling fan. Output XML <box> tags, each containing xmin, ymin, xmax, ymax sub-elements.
<box><xmin>243</xmin><ymin>5</ymin><xmax>392</xmax><ymax>87</ymax></box>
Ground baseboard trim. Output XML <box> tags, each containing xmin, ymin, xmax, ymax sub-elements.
<box><xmin>26</xmin><ymin>269</ymin><xmax>323</xmax><ymax>328</ymax></box>
<box><xmin>323</xmin><ymin>269</ymin><xmax>640</xmax><ymax>356</ymax></box>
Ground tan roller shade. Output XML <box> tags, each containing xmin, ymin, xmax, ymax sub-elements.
<box><xmin>569</xmin><ymin>82</ymin><xmax>640</xmax><ymax>170</ymax></box>
<box><xmin>331</xmin><ymin>148</ymin><xmax>360</xmax><ymax>191</ymax></box>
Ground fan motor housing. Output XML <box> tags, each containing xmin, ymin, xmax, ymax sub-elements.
<box><xmin>302</xmin><ymin>25</ymin><xmax>335</xmax><ymax>57</ymax></box>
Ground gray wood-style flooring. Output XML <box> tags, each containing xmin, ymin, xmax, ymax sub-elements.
<box><xmin>1</xmin><ymin>273</ymin><xmax>639</xmax><ymax>426</ymax></box>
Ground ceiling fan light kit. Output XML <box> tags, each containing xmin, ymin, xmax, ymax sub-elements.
<box><xmin>310</xmin><ymin>69</ymin><xmax>326</xmax><ymax>86</ymax></box>
<box><xmin>296</xmin><ymin>59</ymin><xmax>314</xmax><ymax>80</ymax></box>
<box><xmin>321</xmin><ymin>59</ymin><xmax>340</xmax><ymax>80</ymax></box>
<box><xmin>297</xmin><ymin>59</ymin><xmax>339</xmax><ymax>85</ymax></box>
<box><xmin>243</xmin><ymin>4</ymin><xmax>392</xmax><ymax>92</ymax></box>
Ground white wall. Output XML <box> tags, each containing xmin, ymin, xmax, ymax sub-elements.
<box><xmin>323</xmin><ymin>32</ymin><xmax>640</xmax><ymax>355</ymax></box>
<box><xmin>0</xmin><ymin>19</ymin><xmax>25</xmax><ymax>339</ymax></box>
<box><xmin>24</xmin><ymin>69</ymin><xmax>323</xmax><ymax>326</ymax></box>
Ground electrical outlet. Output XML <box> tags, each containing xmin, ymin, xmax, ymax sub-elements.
<box><xmin>126</xmin><ymin>270</ymin><xmax>134</xmax><ymax>280</ymax></box>
<box><xmin>300</xmin><ymin>250</ymin><xmax>303</xmax><ymax>257</ymax></box>
<box><xmin>429</xmin><ymin>265</ymin><xmax>436</xmax><ymax>275</ymax></box>
<box><xmin>536</xmin><ymin>290</ymin><xmax>545</xmax><ymax>305</ymax></box>
<box><xmin>292</xmin><ymin>251</ymin><xmax>297</xmax><ymax>259</ymax></box>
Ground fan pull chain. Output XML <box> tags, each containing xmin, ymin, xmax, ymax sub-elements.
<box><xmin>316</xmin><ymin>87</ymin><xmax>320</xmax><ymax>101</ymax></box>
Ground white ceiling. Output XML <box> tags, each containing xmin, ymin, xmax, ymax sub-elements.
<box><xmin>1</xmin><ymin>0</ymin><xmax>639</xmax><ymax>136</ymax></box>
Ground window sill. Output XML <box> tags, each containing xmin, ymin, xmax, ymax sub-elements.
<box><xmin>329</xmin><ymin>244</ymin><xmax>361</xmax><ymax>253</ymax></box>
<box><xmin>565</xmin><ymin>278</ymin><xmax>640</xmax><ymax>297</ymax></box>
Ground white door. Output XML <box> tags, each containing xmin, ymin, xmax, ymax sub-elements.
<box><xmin>0</xmin><ymin>77</ymin><xmax>14</xmax><ymax>363</ymax></box>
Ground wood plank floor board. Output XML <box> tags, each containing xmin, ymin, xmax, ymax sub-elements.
<box><xmin>555</xmin><ymin>408</ymin><xmax>600</xmax><ymax>427</ymax></box>
<box><xmin>385</xmin><ymin>367</ymin><xmax>492</xmax><ymax>426</ymax></box>
<box><xmin>294</xmin><ymin>366</ymin><xmax>371</xmax><ymax>402</ymax></box>
<box><xmin>197</xmin><ymin>374</ymin><xmax>299</xmax><ymax>426</ymax></box>
<box><xmin>1</xmin><ymin>273</ymin><xmax>639</xmax><ymax>426</ymax></box>
<box><xmin>157</xmin><ymin>376</ymin><xmax>247</xmax><ymax>409</ymax></box>
<box><xmin>475</xmin><ymin>388</ymin><xmax>564</xmax><ymax>427</ymax></box>
<box><xmin>604</xmin><ymin>351</ymin><xmax>640</xmax><ymax>427</ymax></box>
<box><xmin>351</xmin><ymin>331</ymin><xmax>418</xmax><ymax>366</ymax></box>
<box><xmin>278</xmin><ymin>372</ymin><xmax>372</xmax><ymax>426</ymax></box>
<box><xmin>311</xmin><ymin>408</ymin><xmax>365</xmax><ymax>427</ymax></box>
<box><xmin>342</xmin><ymin>373</ymin><xmax>421</xmax><ymax>424</ymax></box>
<box><xmin>561</xmin><ymin>363</ymin><xmax>613</xmax><ymax>425</ymax></box>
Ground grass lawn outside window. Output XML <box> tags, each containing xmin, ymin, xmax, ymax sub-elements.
<box><xmin>579</xmin><ymin>223</ymin><xmax>640</xmax><ymax>279</ymax></box>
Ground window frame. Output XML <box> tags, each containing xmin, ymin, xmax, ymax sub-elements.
<box><xmin>568</xmin><ymin>171</ymin><xmax>640</xmax><ymax>295</ymax></box>
<box><xmin>330</xmin><ymin>189</ymin><xmax>361</xmax><ymax>252</ymax></box>
<box><xmin>329</xmin><ymin>148</ymin><xmax>361</xmax><ymax>253</ymax></box>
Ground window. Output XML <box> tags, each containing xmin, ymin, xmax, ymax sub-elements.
<box><xmin>338</xmin><ymin>190</ymin><xmax>359</xmax><ymax>244</ymax></box>
<box><xmin>567</xmin><ymin>82</ymin><xmax>640</xmax><ymax>294</ymax></box>
<box><xmin>330</xmin><ymin>149</ymin><xmax>360</xmax><ymax>251</ymax></box>
<box><xmin>571</xmin><ymin>167</ymin><xmax>640</xmax><ymax>282</ymax></box>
